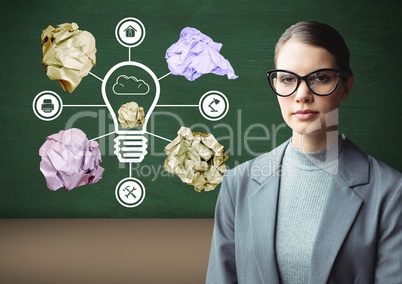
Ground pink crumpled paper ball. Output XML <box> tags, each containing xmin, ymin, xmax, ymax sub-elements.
<box><xmin>39</xmin><ymin>128</ymin><xmax>104</xmax><ymax>191</ymax></box>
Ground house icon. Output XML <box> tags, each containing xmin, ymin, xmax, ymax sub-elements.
<box><xmin>124</xmin><ymin>25</ymin><xmax>137</xmax><ymax>38</ymax></box>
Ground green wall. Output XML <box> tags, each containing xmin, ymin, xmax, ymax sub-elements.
<box><xmin>1</xmin><ymin>0</ymin><xmax>401</xmax><ymax>217</ymax></box>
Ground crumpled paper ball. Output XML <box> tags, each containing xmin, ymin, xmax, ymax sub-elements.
<box><xmin>118</xmin><ymin>102</ymin><xmax>146</xmax><ymax>129</ymax></box>
<box><xmin>41</xmin><ymin>22</ymin><xmax>96</xmax><ymax>93</ymax></box>
<box><xmin>39</xmin><ymin>128</ymin><xmax>104</xmax><ymax>191</ymax></box>
<box><xmin>165</xmin><ymin>27</ymin><xmax>238</xmax><ymax>81</ymax></box>
<box><xmin>164</xmin><ymin>126</ymin><xmax>228</xmax><ymax>192</ymax></box>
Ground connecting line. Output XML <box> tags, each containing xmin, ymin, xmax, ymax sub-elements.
<box><xmin>145</xmin><ymin>131</ymin><xmax>172</xmax><ymax>143</ymax></box>
<box><xmin>89</xmin><ymin>72</ymin><xmax>104</xmax><ymax>82</ymax></box>
<box><xmin>128</xmin><ymin>47</ymin><xmax>131</xmax><ymax>62</ymax></box>
<box><xmin>89</xmin><ymin>131</ymin><xmax>116</xmax><ymax>141</ymax></box>
<box><xmin>155</xmin><ymin>104</ymin><xmax>199</xmax><ymax>107</ymax></box>
<box><xmin>129</xmin><ymin>162</ymin><xmax>132</xmax><ymax>178</ymax></box>
<box><xmin>157</xmin><ymin>72</ymin><xmax>171</xmax><ymax>81</ymax></box>
<box><xmin>64</xmin><ymin>105</ymin><xmax>107</xmax><ymax>107</ymax></box>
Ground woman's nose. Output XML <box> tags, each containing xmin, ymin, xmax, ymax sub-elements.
<box><xmin>294</xmin><ymin>80</ymin><xmax>313</xmax><ymax>103</ymax></box>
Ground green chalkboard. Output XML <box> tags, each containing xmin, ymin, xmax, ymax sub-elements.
<box><xmin>1</xmin><ymin>0</ymin><xmax>402</xmax><ymax>217</ymax></box>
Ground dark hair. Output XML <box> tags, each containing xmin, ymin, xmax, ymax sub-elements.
<box><xmin>275</xmin><ymin>21</ymin><xmax>353</xmax><ymax>77</ymax></box>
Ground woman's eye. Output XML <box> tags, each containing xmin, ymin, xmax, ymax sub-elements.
<box><xmin>311</xmin><ymin>73</ymin><xmax>330</xmax><ymax>83</ymax></box>
<box><xmin>280</xmin><ymin>76</ymin><xmax>296</xmax><ymax>84</ymax></box>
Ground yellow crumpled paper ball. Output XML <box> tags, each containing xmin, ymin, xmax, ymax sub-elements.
<box><xmin>118</xmin><ymin>102</ymin><xmax>146</xmax><ymax>129</ymax></box>
<box><xmin>41</xmin><ymin>22</ymin><xmax>96</xmax><ymax>93</ymax></box>
<box><xmin>164</xmin><ymin>126</ymin><xmax>228</xmax><ymax>192</ymax></box>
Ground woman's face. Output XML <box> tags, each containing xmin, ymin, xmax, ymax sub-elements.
<box><xmin>275</xmin><ymin>38</ymin><xmax>354</xmax><ymax>137</ymax></box>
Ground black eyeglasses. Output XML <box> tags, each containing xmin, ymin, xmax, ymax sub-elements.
<box><xmin>266</xmin><ymin>68</ymin><xmax>351</xmax><ymax>97</ymax></box>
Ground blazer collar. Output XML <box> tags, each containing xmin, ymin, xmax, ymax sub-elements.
<box><xmin>250</xmin><ymin>139</ymin><xmax>289</xmax><ymax>185</ymax></box>
<box><xmin>337</xmin><ymin>134</ymin><xmax>370</xmax><ymax>187</ymax></box>
<box><xmin>248</xmin><ymin>135</ymin><xmax>370</xmax><ymax>283</ymax></box>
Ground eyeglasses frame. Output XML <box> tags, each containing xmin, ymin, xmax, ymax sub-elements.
<box><xmin>266</xmin><ymin>68</ymin><xmax>351</xmax><ymax>97</ymax></box>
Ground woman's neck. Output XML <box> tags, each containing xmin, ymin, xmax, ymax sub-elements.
<box><xmin>291</xmin><ymin>130</ymin><xmax>339</xmax><ymax>153</ymax></box>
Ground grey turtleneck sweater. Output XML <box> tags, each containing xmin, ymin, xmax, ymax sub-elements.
<box><xmin>275</xmin><ymin>138</ymin><xmax>343</xmax><ymax>284</ymax></box>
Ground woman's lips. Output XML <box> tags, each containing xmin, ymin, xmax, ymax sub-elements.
<box><xmin>293</xmin><ymin>110</ymin><xmax>318</xmax><ymax>120</ymax></box>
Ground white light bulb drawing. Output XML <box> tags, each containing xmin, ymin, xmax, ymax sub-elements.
<box><xmin>102</xmin><ymin>61</ymin><xmax>160</xmax><ymax>163</ymax></box>
<box><xmin>104</xmin><ymin>18</ymin><xmax>157</xmax><ymax>208</ymax></box>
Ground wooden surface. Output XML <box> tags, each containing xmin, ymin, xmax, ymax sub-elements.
<box><xmin>0</xmin><ymin>219</ymin><xmax>214</xmax><ymax>284</ymax></box>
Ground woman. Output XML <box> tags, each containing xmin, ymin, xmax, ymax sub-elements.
<box><xmin>206</xmin><ymin>21</ymin><xmax>402</xmax><ymax>284</ymax></box>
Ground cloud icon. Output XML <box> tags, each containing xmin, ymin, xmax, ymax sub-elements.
<box><xmin>112</xmin><ymin>75</ymin><xmax>150</xmax><ymax>95</ymax></box>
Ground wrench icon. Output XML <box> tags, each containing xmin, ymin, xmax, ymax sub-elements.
<box><xmin>123</xmin><ymin>185</ymin><xmax>136</xmax><ymax>199</ymax></box>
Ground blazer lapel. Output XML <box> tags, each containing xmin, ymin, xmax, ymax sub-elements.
<box><xmin>309</xmin><ymin>176</ymin><xmax>363</xmax><ymax>283</ymax></box>
<box><xmin>309</xmin><ymin>136</ymin><xmax>369</xmax><ymax>283</ymax></box>
<box><xmin>248</xmin><ymin>140</ymin><xmax>289</xmax><ymax>283</ymax></box>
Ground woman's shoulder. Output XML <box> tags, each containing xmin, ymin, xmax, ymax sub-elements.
<box><xmin>341</xmin><ymin>135</ymin><xmax>402</xmax><ymax>180</ymax></box>
<box><xmin>367</xmin><ymin>154</ymin><xmax>402</xmax><ymax>182</ymax></box>
<box><xmin>339</xmin><ymin>135</ymin><xmax>402</xmax><ymax>203</ymax></box>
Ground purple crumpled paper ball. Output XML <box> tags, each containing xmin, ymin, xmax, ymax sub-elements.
<box><xmin>39</xmin><ymin>128</ymin><xmax>104</xmax><ymax>191</ymax></box>
<box><xmin>165</xmin><ymin>27</ymin><xmax>238</xmax><ymax>81</ymax></box>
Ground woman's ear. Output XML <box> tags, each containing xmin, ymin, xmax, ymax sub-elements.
<box><xmin>341</xmin><ymin>76</ymin><xmax>355</xmax><ymax>101</ymax></box>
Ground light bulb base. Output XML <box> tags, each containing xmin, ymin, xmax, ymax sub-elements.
<box><xmin>114</xmin><ymin>134</ymin><xmax>148</xmax><ymax>163</ymax></box>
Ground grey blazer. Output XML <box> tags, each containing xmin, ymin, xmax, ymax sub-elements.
<box><xmin>206</xmin><ymin>136</ymin><xmax>402</xmax><ymax>284</ymax></box>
